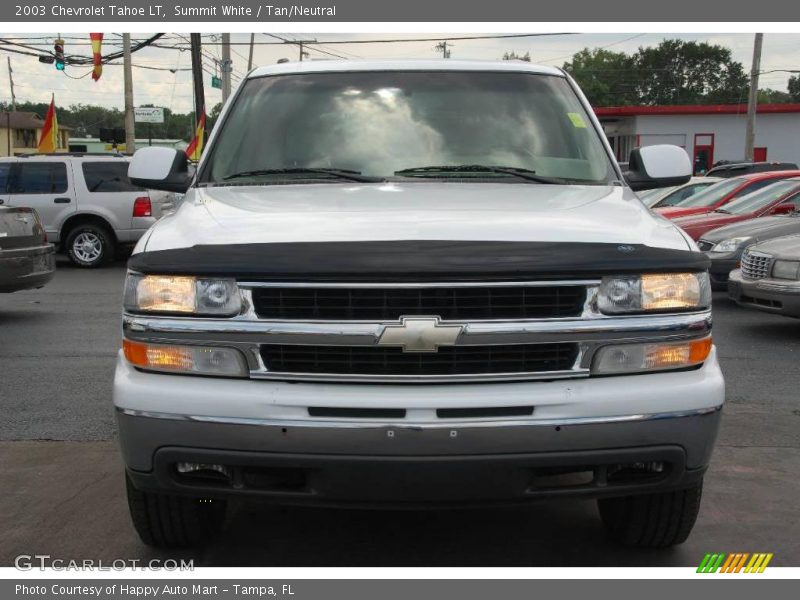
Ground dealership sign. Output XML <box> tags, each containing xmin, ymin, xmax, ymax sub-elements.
<box><xmin>134</xmin><ymin>107</ymin><xmax>165</xmax><ymax>124</ymax></box>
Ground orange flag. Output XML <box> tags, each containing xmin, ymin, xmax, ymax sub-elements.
<box><xmin>185</xmin><ymin>109</ymin><xmax>206</xmax><ymax>161</ymax></box>
<box><xmin>90</xmin><ymin>33</ymin><xmax>103</xmax><ymax>81</ymax></box>
<box><xmin>37</xmin><ymin>95</ymin><xmax>59</xmax><ymax>154</ymax></box>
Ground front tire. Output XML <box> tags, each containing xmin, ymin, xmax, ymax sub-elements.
<box><xmin>125</xmin><ymin>474</ymin><xmax>227</xmax><ymax>548</ymax></box>
<box><xmin>65</xmin><ymin>224</ymin><xmax>114</xmax><ymax>268</ymax></box>
<box><xmin>597</xmin><ymin>480</ymin><xmax>703</xmax><ymax>547</ymax></box>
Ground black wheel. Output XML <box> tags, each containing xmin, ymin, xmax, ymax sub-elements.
<box><xmin>64</xmin><ymin>223</ymin><xmax>114</xmax><ymax>268</ymax></box>
<box><xmin>597</xmin><ymin>479</ymin><xmax>703</xmax><ymax>548</ymax></box>
<box><xmin>125</xmin><ymin>474</ymin><xmax>227</xmax><ymax>548</ymax></box>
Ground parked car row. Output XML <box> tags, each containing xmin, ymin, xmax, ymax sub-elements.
<box><xmin>645</xmin><ymin>168</ymin><xmax>800</xmax><ymax>319</ymax></box>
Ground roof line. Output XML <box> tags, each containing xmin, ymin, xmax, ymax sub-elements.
<box><xmin>594</xmin><ymin>103</ymin><xmax>800</xmax><ymax>116</ymax></box>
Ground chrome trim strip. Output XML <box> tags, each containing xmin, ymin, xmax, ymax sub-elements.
<box><xmin>755</xmin><ymin>280</ymin><xmax>800</xmax><ymax>292</ymax></box>
<box><xmin>238</xmin><ymin>279</ymin><xmax>602</xmax><ymax>289</ymax></box>
<box><xmin>247</xmin><ymin>368</ymin><xmax>591</xmax><ymax>384</ymax></box>
<box><xmin>123</xmin><ymin>311</ymin><xmax>712</xmax><ymax>346</ymax></box>
<box><xmin>116</xmin><ymin>405</ymin><xmax>723</xmax><ymax>430</ymax></box>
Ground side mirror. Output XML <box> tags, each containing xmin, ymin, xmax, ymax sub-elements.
<box><xmin>769</xmin><ymin>203</ymin><xmax>796</xmax><ymax>215</ymax></box>
<box><xmin>128</xmin><ymin>147</ymin><xmax>192</xmax><ymax>193</ymax></box>
<box><xmin>624</xmin><ymin>145</ymin><xmax>692</xmax><ymax>191</ymax></box>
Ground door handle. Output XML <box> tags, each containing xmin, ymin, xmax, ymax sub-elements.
<box><xmin>54</xmin><ymin>197</ymin><xmax>71</xmax><ymax>204</ymax></box>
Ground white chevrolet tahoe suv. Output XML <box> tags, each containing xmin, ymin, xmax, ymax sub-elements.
<box><xmin>116</xmin><ymin>60</ymin><xmax>724</xmax><ymax>549</ymax></box>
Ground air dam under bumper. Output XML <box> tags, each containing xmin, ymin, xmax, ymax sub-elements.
<box><xmin>115</xmin><ymin>351</ymin><xmax>724</xmax><ymax>507</ymax></box>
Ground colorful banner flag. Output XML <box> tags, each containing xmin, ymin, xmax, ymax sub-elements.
<box><xmin>37</xmin><ymin>95</ymin><xmax>59</xmax><ymax>154</ymax></box>
<box><xmin>185</xmin><ymin>109</ymin><xmax>207</xmax><ymax>161</ymax></box>
<box><xmin>90</xmin><ymin>33</ymin><xmax>103</xmax><ymax>81</ymax></box>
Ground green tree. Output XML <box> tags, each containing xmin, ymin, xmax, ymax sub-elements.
<box><xmin>788</xmin><ymin>75</ymin><xmax>800</xmax><ymax>102</ymax></box>
<box><xmin>758</xmin><ymin>88</ymin><xmax>792</xmax><ymax>104</ymax></box>
<box><xmin>562</xmin><ymin>48</ymin><xmax>638</xmax><ymax>106</ymax></box>
<box><xmin>207</xmin><ymin>102</ymin><xmax>224</xmax><ymax>133</ymax></box>
<box><xmin>633</xmin><ymin>39</ymin><xmax>749</xmax><ymax>105</ymax></box>
<box><xmin>502</xmin><ymin>51</ymin><xmax>530</xmax><ymax>62</ymax></box>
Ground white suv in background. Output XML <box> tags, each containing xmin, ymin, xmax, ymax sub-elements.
<box><xmin>0</xmin><ymin>154</ymin><xmax>174</xmax><ymax>267</ymax></box>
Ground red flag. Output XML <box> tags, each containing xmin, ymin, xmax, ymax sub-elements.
<box><xmin>186</xmin><ymin>109</ymin><xmax>207</xmax><ymax>161</ymax></box>
<box><xmin>37</xmin><ymin>95</ymin><xmax>59</xmax><ymax>153</ymax></box>
<box><xmin>90</xmin><ymin>33</ymin><xmax>103</xmax><ymax>81</ymax></box>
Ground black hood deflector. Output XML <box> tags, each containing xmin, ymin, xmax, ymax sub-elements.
<box><xmin>128</xmin><ymin>241</ymin><xmax>709</xmax><ymax>282</ymax></box>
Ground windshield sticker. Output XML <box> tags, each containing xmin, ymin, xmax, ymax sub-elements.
<box><xmin>567</xmin><ymin>112</ymin><xmax>587</xmax><ymax>128</ymax></box>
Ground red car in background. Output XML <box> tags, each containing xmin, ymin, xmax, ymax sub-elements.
<box><xmin>673</xmin><ymin>178</ymin><xmax>800</xmax><ymax>240</ymax></box>
<box><xmin>654</xmin><ymin>170</ymin><xmax>800</xmax><ymax>219</ymax></box>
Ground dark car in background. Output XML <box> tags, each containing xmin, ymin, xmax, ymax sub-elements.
<box><xmin>673</xmin><ymin>178</ymin><xmax>800</xmax><ymax>241</ymax></box>
<box><xmin>705</xmin><ymin>161</ymin><xmax>798</xmax><ymax>178</ymax></box>
<box><xmin>729</xmin><ymin>235</ymin><xmax>800</xmax><ymax>318</ymax></box>
<box><xmin>699</xmin><ymin>211</ymin><xmax>800</xmax><ymax>288</ymax></box>
<box><xmin>0</xmin><ymin>203</ymin><xmax>55</xmax><ymax>293</ymax></box>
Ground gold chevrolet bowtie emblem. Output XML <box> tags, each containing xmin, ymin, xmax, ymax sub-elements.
<box><xmin>377</xmin><ymin>317</ymin><xmax>464</xmax><ymax>353</ymax></box>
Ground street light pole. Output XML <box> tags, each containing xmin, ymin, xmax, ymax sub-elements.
<box><xmin>122</xmin><ymin>33</ymin><xmax>136</xmax><ymax>154</ymax></box>
<box><xmin>190</xmin><ymin>33</ymin><xmax>206</xmax><ymax>131</ymax></box>
<box><xmin>7</xmin><ymin>57</ymin><xmax>16</xmax><ymax>111</ymax></box>
<box><xmin>745</xmin><ymin>33</ymin><xmax>763</xmax><ymax>162</ymax></box>
<box><xmin>247</xmin><ymin>33</ymin><xmax>255</xmax><ymax>71</ymax></box>
<box><xmin>221</xmin><ymin>33</ymin><xmax>232</xmax><ymax>103</ymax></box>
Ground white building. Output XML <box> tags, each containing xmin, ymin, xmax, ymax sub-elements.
<box><xmin>596</xmin><ymin>103</ymin><xmax>800</xmax><ymax>174</ymax></box>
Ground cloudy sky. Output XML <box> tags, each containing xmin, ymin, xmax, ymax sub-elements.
<box><xmin>2</xmin><ymin>32</ymin><xmax>798</xmax><ymax>115</ymax></box>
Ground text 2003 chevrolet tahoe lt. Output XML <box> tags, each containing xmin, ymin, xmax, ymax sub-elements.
<box><xmin>116</xmin><ymin>60</ymin><xmax>724</xmax><ymax>549</ymax></box>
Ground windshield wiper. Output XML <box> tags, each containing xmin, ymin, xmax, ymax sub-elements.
<box><xmin>222</xmin><ymin>168</ymin><xmax>384</xmax><ymax>183</ymax></box>
<box><xmin>394</xmin><ymin>165</ymin><xmax>565</xmax><ymax>184</ymax></box>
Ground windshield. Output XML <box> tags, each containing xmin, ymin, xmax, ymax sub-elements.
<box><xmin>674</xmin><ymin>177</ymin><xmax>745</xmax><ymax>208</ymax></box>
<box><xmin>201</xmin><ymin>71</ymin><xmax>615</xmax><ymax>185</ymax></box>
<box><xmin>652</xmin><ymin>182</ymin><xmax>716</xmax><ymax>208</ymax></box>
<box><xmin>719</xmin><ymin>180</ymin><xmax>800</xmax><ymax>215</ymax></box>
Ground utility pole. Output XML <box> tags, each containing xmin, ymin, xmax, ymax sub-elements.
<box><xmin>190</xmin><ymin>33</ymin><xmax>206</xmax><ymax>129</ymax></box>
<box><xmin>745</xmin><ymin>33</ymin><xmax>764</xmax><ymax>162</ymax></box>
<box><xmin>7</xmin><ymin>56</ymin><xmax>16</xmax><ymax>111</ymax></box>
<box><xmin>221</xmin><ymin>33</ymin><xmax>232</xmax><ymax>103</ymax></box>
<box><xmin>435</xmin><ymin>41</ymin><xmax>452</xmax><ymax>58</ymax></box>
<box><xmin>247</xmin><ymin>33</ymin><xmax>255</xmax><ymax>71</ymax></box>
<box><xmin>122</xmin><ymin>33</ymin><xmax>136</xmax><ymax>154</ymax></box>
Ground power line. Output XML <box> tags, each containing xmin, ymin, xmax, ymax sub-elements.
<box><xmin>190</xmin><ymin>32</ymin><xmax>579</xmax><ymax>46</ymax></box>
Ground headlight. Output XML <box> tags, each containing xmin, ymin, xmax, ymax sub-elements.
<box><xmin>124</xmin><ymin>274</ymin><xmax>241</xmax><ymax>316</ymax></box>
<box><xmin>592</xmin><ymin>337</ymin><xmax>712</xmax><ymax>375</ymax></box>
<box><xmin>772</xmin><ymin>260</ymin><xmax>800</xmax><ymax>280</ymax></box>
<box><xmin>597</xmin><ymin>272</ymin><xmax>711</xmax><ymax>314</ymax></box>
<box><xmin>710</xmin><ymin>237</ymin><xmax>752</xmax><ymax>253</ymax></box>
<box><xmin>123</xmin><ymin>339</ymin><xmax>248</xmax><ymax>377</ymax></box>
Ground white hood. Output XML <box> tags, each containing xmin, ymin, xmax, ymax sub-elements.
<box><xmin>138</xmin><ymin>182</ymin><xmax>690</xmax><ymax>253</ymax></box>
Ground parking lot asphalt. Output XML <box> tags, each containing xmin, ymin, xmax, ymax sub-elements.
<box><xmin>1</xmin><ymin>258</ymin><xmax>798</xmax><ymax>566</ymax></box>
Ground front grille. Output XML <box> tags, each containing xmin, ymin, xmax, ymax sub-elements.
<box><xmin>260</xmin><ymin>343</ymin><xmax>579</xmax><ymax>377</ymax></box>
<box><xmin>741</xmin><ymin>250</ymin><xmax>773</xmax><ymax>280</ymax></box>
<box><xmin>697</xmin><ymin>240</ymin><xmax>714</xmax><ymax>251</ymax></box>
<box><xmin>251</xmin><ymin>285</ymin><xmax>586</xmax><ymax>321</ymax></box>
